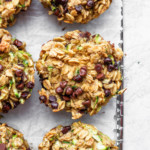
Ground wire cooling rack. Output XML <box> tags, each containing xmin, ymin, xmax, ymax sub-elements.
<box><xmin>0</xmin><ymin>0</ymin><xmax>124</xmax><ymax>149</ymax></box>
<box><xmin>116</xmin><ymin>0</ymin><xmax>124</xmax><ymax>149</ymax></box>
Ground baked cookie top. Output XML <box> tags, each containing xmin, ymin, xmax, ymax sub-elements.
<box><xmin>0</xmin><ymin>29</ymin><xmax>34</xmax><ymax>113</ymax></box>
<box><xmin>0</xmin><ymin>0</ymin><xmax>31</xmax><ymax>28</ymax></box>
<box><xmin>36</xmin><ymin>30</ymin><xmax>124</xmax><ymax>119</ymax></box>
<box><xmin>39</xmin><ymin>122</ymin><xmax>118</xmax><ymax>150</ymax></box>
<box><xmin>40</xmin><ymin>0</ymin><xmax>112</xmax><ymax>24</ymax></box>
<box><xmin>0</xmin><ymin>123</ymin><xmax>30</xmax><ymax>150</ymax></box>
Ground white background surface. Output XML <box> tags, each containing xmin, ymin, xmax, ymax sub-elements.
<box><xmin>1</xmin><ymin>0</ymin><xmax>149</xmax><ymax>149</ymax></box>
<box><xmin>124</xmin><ymin>0</ymin><xmax>150</xmax><ymax>149</ymax></box>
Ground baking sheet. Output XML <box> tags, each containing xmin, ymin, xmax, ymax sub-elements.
<box><xmin>0</xmin><ymin>0</ymin><xmax>123</xmax><ymax>149</ymax></box>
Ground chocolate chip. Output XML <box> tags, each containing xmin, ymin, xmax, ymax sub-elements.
<box><xmin>104</xmin><ymin>89</ymin><xmax>111</xmax><ymax>97</ymax></box>
<box><xmin>63</xmin><ymin>6</ymin><xmax>68</xmax><ymax>13</ymax></box>
<box><xmin>2</xmin><ymin>102</ymin><xmax>11</xmax><ymax>113</ymax></box>
<box><xmin>16</xmin><ymin>83</ymin><xmax>24</xmax><ymax>90</ymax></box>
<box><xmin>107</xmin><ymin>64</ymin><xmax>114</xmax><ymax>72</ymax></box>
<box><xmin>18</xmin><ymin>64</ymin><xmax>24</xmax><ymax>67</ymax></box>
<box><xmin>55</xmin><ymin>0</ymin><xmax>68</xmax><ymax>5</ymax></box>
<box><xmin>49</xmin><ymin>96</ymin><xmax>57</xmax><ymax>103</ymax></box>
<box><xmin>79</xmin><ymin>67</ymin><xmax>87</xmax><ymax>77</ymax></box>
<box><xmin>109</xmin><ymin>80</ymin><xmax>112</xmax><ymax>84</ymax></box>
<box><xmin>61</xmin><ymin>0</ymin><xmax>68</xmax><ymax>4</ymax></box>
<box><xmin>75</xmin><ymin>88</ymin><xmax>83</xmax><ymax>96</ymax></box>
<box><xmin>114</xmin><ymin>61</ymin><xmax>118</xmax><ymax>70</ymax></box>
<box><xmin>55</xmin><ymin>87</ymin><xmax>63</xmax><ymax>95</ymax></box>
<box><xmin>0</xmin><ymin>64</ymin><xmax>3</xmax><ymax>72</ymax></box>
<box><xmin>73</xmin><ymin>75</ymin><xmax>83</xmax><ymax>83</ymax></box>
<box><xmin>65</xmin><ymin>87</ymin><xmax>73</xmax><ymax>95</ymax></box>
<box><xmin>7</xmin><ymin>18</ymin><xmax>13</xmax><ymax>23</ymax></box>
<box><xmin>54</xmin><ymin>9</ymin><xmax>60</xmax><ymax>16</ymax></box>
<box><xmin>61</xmin><ymin>126</ymin><xmax>71</xmax><ymax>134</ymax></box>
<box><xmin>79</xmin><ymin>109</ymin><xmax>87</xmax><ymax>114</ymax></box>
<box><xmin>54</xmin><ymin>0</ymin><xmax>61</xmax><ymax>5</ymax></box>
<box><xmin>14</xmin><ymin>39</ymin><xmax>23</xmax><ymax>47</ymax></box>
<box><xmin>15</xmin><ymin>69</ymin><xmax>23</xmax><ymax>77</ymax></box>
<box><xmin>26</xmin><ymin>81</ymin><xmax>34</xmax><ymax>89</ymax></box>
<box><xmin>87</xmin><ymin>0</ymin><xmax>94</xmax><ymax>7</ymax></box>
<box><xmin>51</xmin><ymin>102</ymin><xmax>58</xmax><ymax>109</ymax></box>
<box><xmin>80</xmin><ymin>32</ymin><xmax>91</xmax><ymax>39</ymax></box>
<box><xmin>60</xmin><ymin>0</ymin><xmax>68</xmax><ymax>6</ymax></box>
<box><xmin>95</xmin><ymin>64</ymin><xmax>102</xmax><ymax>73</ymax></box>
<box><xmin>62</xmin><ymin>96</ymin><xmax>70</xmax><ymax>101</ymax></box>
<box><xmin>0</xmin><ymin>144</ymin><xmax>6</xmax><ymax>150</ymax></box>
<box><xmin>13</xmin><ymin>101</ymin><xmax>19</xmax><ymax>108</ymax></box>
<box><xmin>96</xmin><ymin>73</ymin><xmax>105</xmax><ymax>80</ymax></box>
<box><xmin>39</xmin><ymin>95</ymin><xmax>47</xmax><ymax>103</ymax></box>
<box><xmin>85</xmin><ymin>32</ymin><xmax>91</xmax><ymax>38</ymax></box>
<box><xmin>104</xmin><ymin>57</ymin><xmax>112</xmax><ymax>65</ymax></box>
<box><xmin>21</xmin><ymin>91</ymin><xmax>29</xmax><ymax>99</ymax></box>
<box><xmin>72</xmin><ymin>92</ymin><xmax>77</xmax><ymax>98</ymax></box>
<box><xmin>0</xmin><ymin>38</ymin><xmax>2</xmax><ymax>43</ymax></box>
<box><xmin>82</xmin><ymin>100</ymin><xmax>91</xmax><ymax>107</ymax></box>
<box><xmin>75</xmin><ymin>5</ymin><xmax>82</xmax><ymax>13</ymax></box>
<box><xmin>60</xmin><ymin>81</ymin><xmax>68</xmax><ymax>89</ymax></box>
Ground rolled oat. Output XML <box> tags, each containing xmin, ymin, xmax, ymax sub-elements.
<box><xmin>40</xmin><ymin>0</ymin><xmax>112</xmax><ymax>24</ymax></box>
<box><xmin>0</xmin><ymin>29</ymin><xmax>35</xmax><ymax>113</ymax></box>
<box><xmin>0</xmin><ymin>0</ymin><xmax>31</xmax><ymax>28</ymax></box>
<box><xmin>36</xmin><ymin>30</ymin><xmax>124</xmax><ymax>119</ymax></box>
<box><xmin>39</xmin><ymin>122</ymin><xmax>118</xmax><ymax>150</ymax></box>
<box><xmin>0</xmin><ymin>123</ymin><xmax>30</xmax><ymax>150</ymax></box>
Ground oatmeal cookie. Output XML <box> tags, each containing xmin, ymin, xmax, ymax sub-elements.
<box><xmin>0</xmin><ymin>0</ymin><xmax>31</xmax><ymax>28</ymax></box>
<box><xmin>39</xmin><ymin>122</ymin><xmax>118</xmax><ymax>150</ymax></box>
<box><xmin>40</xmin><ymin>0</ymin><xmax>112</xmax><ymax>24</ymax></box>
<box><xmin>0</xmin><ymin>123</ymin><xmax>30</xmax><ymax>150</ymax></box>
<box><xmin>36</xmin><ymin>30</ymin><xmax>124</xmax><ymax>119</ymax></box>
<box><xmin>0</xmin><ymin>29</ymin><xmax>35</xmax><ymax>113</ymax></box>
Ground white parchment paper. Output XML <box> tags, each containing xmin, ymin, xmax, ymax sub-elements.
<box><xmin>1</xmin><ymin>0</ymin><xmax>122</xmax><ymax>149</ymax></box>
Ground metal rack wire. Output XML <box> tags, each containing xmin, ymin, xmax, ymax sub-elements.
<box><xmin>116</xmin><ymin>0</ymin><xmax>124</xmax><ymax>149</ymax></box>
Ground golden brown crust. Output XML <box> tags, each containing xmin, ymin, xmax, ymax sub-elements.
<box><xmin>39</xmin><ymin>122</ymin><xmax>118</xmax><ymax>150</ymax></box>
<box><xmin>40</xmin><ymin>0</ymin><xmax>112</xmax><ymax>24</ymax></box>
<box><xmin>0</xmin><ymin>0</ymin><xmax>31</xmax><ymax>28</ymax></box>
<box><xmin>36</xmin><ymin>30</ymin><xmax>124</xmax><ymax>119</ymax></box>
<box><xmin>0</xmin><ymin>29</ymin><xmax>35</xmax><ymax>113</ymax></box>
<box><xmin>0</xmin><ymin>123</ymin><xmax>30</xmax><ymax>149</ymax></box>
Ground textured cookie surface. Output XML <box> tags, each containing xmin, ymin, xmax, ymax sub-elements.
<box><xmin>0</xmin><ymin>123</ymin><xmax>30</xmax><ymax>150</ymax></box>
<box><xmin>40</xmin><ymin>0</ymin><xmax>112</xmax><ymax>24</ymax></box>
<box><xmin>39</xmin><ymin>122</ymin><xmax>118</xmax><ymax>150</ymax></box>
<box><xmin>0</xmin><ymin>29</ymin><xmax>34</xmax><ymax>113</ymax></box>
<box><xmin>0</xmin><ymin>0</ymin><xmax>31</xmax><ymax>28</ymax></box>
<box><xmin>36</xmin><ymin>30</ymin><xmax>123</xmax><ymax>119</ymax></box>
